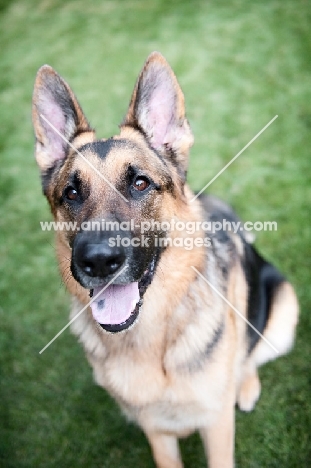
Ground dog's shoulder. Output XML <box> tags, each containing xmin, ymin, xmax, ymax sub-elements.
<box><xmin>199</xmin><ymin>194</ymin><xmax>242</xmax><ymax>284</ymax></box>
<box><xmin>198</xmin><ymin>194</ymin><xmax>286</xmax><ymax>353</ymax></box>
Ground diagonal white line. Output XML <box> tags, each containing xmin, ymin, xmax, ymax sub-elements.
<box><xmin>190</xmin><ymin>115</ymin><xmax>278</xmax><ymax>203</ymax></box>
<box><xmin>39</xmin><ymin>265</ymin><xmax>128</xmax><ymax>354</ymax></box>
<box><xmin>191</xmin><ymin>266</ymin><xmax>279</xmax><ymax>354</ymax></box>
<box><xmin>40</xmin><ymin>114</ymin><xmax>129</xmax><ymax>203</ymax></box>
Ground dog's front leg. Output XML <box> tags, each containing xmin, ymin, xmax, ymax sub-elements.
<box><xmin>199</xmin><ymin>397</ymin><xmax>235</xmax><ymax>468</ymax></box>
<box><xmin>145</xmin><ymin>430</ymin><xmax>184</xmax><ymax>468</ymax></box>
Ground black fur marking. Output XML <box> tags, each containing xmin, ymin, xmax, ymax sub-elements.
<box><xmin>243</xmin><ymin>243</ymin><xmax>285</xmax><ymax>353</ymax></box>
<box><xmin>68</xmin><ymin>171</ymin><xmax>83</xmax><ymax>190</ymax></box>
<box><xmin>179</xmin><ymin>320</ymin><xmax>224</xmax><ymax>373</ymax></box>
<box><xmin>209</xmin><ymin>236</ymin><xmax>231</xmax><ymax>283</ymax></box>
<box><xmin>209</xmin><ymin>224</ymin><xmax>236</xmax><ymax>284</ymax></box>
<box><xmin>78</xmin><ymin>139</ymin><xmax>130</xmax><ymax>159</ymax></box>
<box><xmin>41</xmin><ymin>165</ymin><xmax>57</xmax><ymax>195</ymax></box>
<box><xmin>203</xmin><ymin>320</ymin><xmax>224</xmax><ymax>359</ymax></box>
<box><xmin>41</xmin><ymin>159</ymin><xmax>65</xmax><ymax>196</ymax></box>
<box><xmin>164</xmin><ymin>146</ymin><xmax>187</xmax><ymax>184</ymax></box>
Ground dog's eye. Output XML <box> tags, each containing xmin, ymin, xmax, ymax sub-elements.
<box><xmin>64</xmin><ymin>186</ymin><xmax>78</xmax><ymax>201</ymax></box>
<box><xmin>133</xmin><ymin>176</ymin><xmax>150</xmax><ymax>192</ymax></box>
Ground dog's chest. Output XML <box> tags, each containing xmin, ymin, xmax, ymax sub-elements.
<box><xmin>71</xmin><ymin>299</ymin><xmax>228</xmax><ymax>433</ymax></box>
<box><xmin>92</xmin><ymin>340</ymin><xmax>226</xmax><ymax>433</ymax></box>
<box><xmin>117</xmin><ymin>363</ymin><xmax>223</xmax><ymax>433</ymax></box>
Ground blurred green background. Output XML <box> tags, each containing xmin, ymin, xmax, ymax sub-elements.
<box><xmin>0</xmin><ymin>0</ymin><xmax>310</xmax><ymax>466</ymax></box>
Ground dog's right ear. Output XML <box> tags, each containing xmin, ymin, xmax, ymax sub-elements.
<box><xmin>32</xmin><ymin>66</ymin><xmax>92</xmax><ymax>171</ymax></box>
<box><xmin>122</xmin><ymin>52</ymin><xmax>194</xmax><ymax>180</ymax></box>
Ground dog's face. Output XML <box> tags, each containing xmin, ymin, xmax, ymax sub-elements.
<box><xmin>32</xmin><ymin>52</ymin><xmax>194</xmax><ymax>332</ymax></box>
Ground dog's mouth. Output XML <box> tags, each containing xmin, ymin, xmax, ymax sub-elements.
<box><xmin>89</xmin><ymin>258</ymin><xmax>156</xmax><ymax>333</ymax></box>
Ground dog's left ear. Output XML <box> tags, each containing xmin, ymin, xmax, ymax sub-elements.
<box><xmin>32</xmin><ymin>65</ymin><xmax>92</xmax><ymax>172</ymax></box>
<box><xmin>122</xmin><ymin>52</ymin><xmax>194</xmax><ymax>179</ymax></box>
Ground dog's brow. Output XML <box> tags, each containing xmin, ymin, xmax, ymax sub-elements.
<box><xmin>78</xmin><ymin>139</ymin><xmax>136</xmax><ymax>159</ymax></box>
<box><xmin>69</xmin><ymin>170</ymin><xmax>82</xmax><ymax>185</ymax></box>
<box><xmin>40</xmin><ymin>114</ymin><xmax>129</xmax><ymax>203</ymax></box>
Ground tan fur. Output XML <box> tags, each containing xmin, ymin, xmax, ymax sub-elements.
<box><xmin>32</xmin><ymin>52</ymin><xmax>299</xmax><ymax>468</ymax></box>
<box><xmin>252</xmin><ymin>282</ymin><xmax>299</xmax><ymax>366</ymax></box>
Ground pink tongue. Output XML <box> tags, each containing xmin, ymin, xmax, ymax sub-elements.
<box><xmin>90</xmin><ymin>282</ymin><xmax>140</xmax><ymax>325</ymax></box>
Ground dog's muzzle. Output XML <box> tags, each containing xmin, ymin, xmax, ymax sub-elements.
<box><xmin>71</xmin><ymin>228</ymin><xmax>157</xmax><ymax>333</ymax></box>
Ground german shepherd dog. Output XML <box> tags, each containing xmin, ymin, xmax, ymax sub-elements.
<box><xmin>33</xmin><ymin>52</ymin><xmax>298</xmax><ymax>467</ymax></box>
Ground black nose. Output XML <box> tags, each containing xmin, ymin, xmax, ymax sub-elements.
<box><xmin>76</xmin><ymin>243</ymin><xmax>126</xmax><ymax>278</ymax></box>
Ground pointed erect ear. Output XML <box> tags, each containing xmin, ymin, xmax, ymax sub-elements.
<box><xmin>32</xmin><ymin>66</ymin><xmax>92</xmax><ymax>171</ymax></box>
<box><xmin>122</xmin><ymin>52</ymin><xmax>194</xmax><ymax>178</ymax></box>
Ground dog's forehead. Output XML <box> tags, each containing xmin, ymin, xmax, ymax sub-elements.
<box><xmin>77</xmin><ymin>138</ymin><xmax>146</xmax><ymax>163</ymax></box>
<box><xmin>66</xmin><ymin>138</ymin><xmax>144</xmax><ymax>184</ymax></box>
<box><xmin>79</xmin><ymin>138</ymin><xmax>142</xmax><ymax>160</ymax></box>
<box><xmin>71</xmin><ymin>137</ymin><xmax>167</xmax><ymax>183</ymax></box>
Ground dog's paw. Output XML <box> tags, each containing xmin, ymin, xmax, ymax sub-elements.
<box><xmin>237</xmin><ymin>373</ymin><xmax>261</xmax><ymax>412</ymax></box>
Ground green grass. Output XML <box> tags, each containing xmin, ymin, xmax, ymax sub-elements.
<box><xmin>0</xmin><ymin>0</ymin><xmax>311</xmax><ymax>466</ymax></box>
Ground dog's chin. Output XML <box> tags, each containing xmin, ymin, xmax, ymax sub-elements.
<box><xmin>87</xmin><ymin>258</ymin><xmax>156</xmax><ymax>334</ymax></box>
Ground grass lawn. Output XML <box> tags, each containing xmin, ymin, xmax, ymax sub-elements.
<box><xmin>0</xmin><ymin>0</ymin><xmax>310</xmax><ymax>466</ymax></box>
